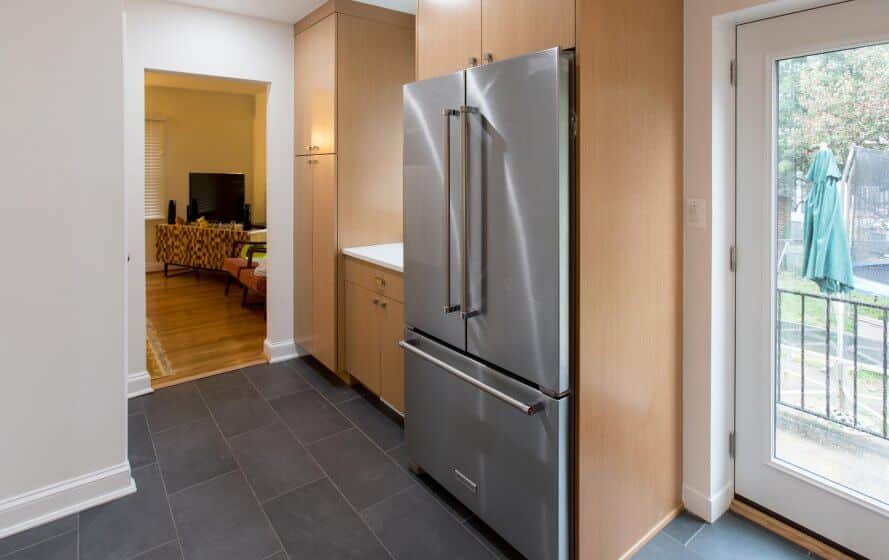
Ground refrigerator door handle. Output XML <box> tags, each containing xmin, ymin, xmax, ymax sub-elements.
<box><xmin>442</xmin><ymin>109</ymin><xmax>460</xmax><ymax>314</ymax></box>
<box><xmin>459</xmin><ymin>105</ymin><xmax>478</xmax><ymax>320</ymax></box>
<box><xmin>399</xmin><ymin>340</ymin><xmax>543</xmax><ymax>416</ymax></box>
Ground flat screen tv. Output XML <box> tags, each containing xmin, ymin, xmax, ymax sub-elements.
<box><xmin>188</xmin><ymin>172</ymin><xmax>246</xmax><ymax>223</ymax></box>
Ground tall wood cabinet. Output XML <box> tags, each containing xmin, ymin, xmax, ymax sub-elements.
<box><xmin>416</xmin><ymin>0</ymin><xmax>575</xmax><ymax>80</ymax></box>
<box><xmin>293</xmin><ymin>0</ymin><xmax>415</xmax><ymax>377</ymax></box>
<box><xmin>294</xmin><ymin>15</ymin><xmax>336</xmax><ymax>156</ymax></box>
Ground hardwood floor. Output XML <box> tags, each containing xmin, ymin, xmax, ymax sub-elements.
<box><xmin>146</xmin><ymin>271</ymin><xmax>267</xmax><ymax>387</ymax></box>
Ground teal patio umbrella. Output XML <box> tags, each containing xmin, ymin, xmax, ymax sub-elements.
<box><xmin>801</xmin><ymin>147</ymin><xmax>855</xmax><ymax>294</ymax></box>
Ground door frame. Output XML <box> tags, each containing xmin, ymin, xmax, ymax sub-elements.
<box><xmin>733</xmin><ymin>2</ymin><xmax>889</xmax><ymax>556</ymax></box>
<box><xmin>123</xmin><ymin>4</ymin><xmax>300</xmax><ymax>400</ymax></box>
<box><xmin>681</xmin><ymin>0</ymin><xmax>872</xmax><ymax>525</ymax></box>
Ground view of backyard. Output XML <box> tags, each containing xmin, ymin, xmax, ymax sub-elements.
<box><xmin>774</xmin><ymin>43</ymin><xmax>889</xmax><ymax>506</ymax></box>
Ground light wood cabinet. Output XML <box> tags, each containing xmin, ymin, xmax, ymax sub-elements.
<box><xmin>345</xmin><ymin>282</ymin><xmax>380</xmax><ymax>393</ymax></box>
<box><xmin>294</xmin><ymin>14</ymin><xmax>336</xmax><ymax>156</ymax></box>
<box><xmin>294</xmin><ymin>154</ymin><xmax>338</xmax><ymax>371</ymax></box>
<box><xmin>378</xmin><ymin>297</ymin><xmax>405</xmax><ymax>412</ymax></box>
<box><xmin>293</xmin><ymin>156</ymin><xmax>314</xmax><ymax>354</ymax></box>
<box><xmin>416</xmin><ymin>0</ymin><xmax>574</xmax><ymax>80</ymax></box>
<box><xmin>311</xmin><ymin>155</ymin><xmax>337</xmax><ymax>371</ymax></box>
<box><xmin>344</xmin><ymin>256</ymin><xmax>405</xmax><ymax>413</ymax></box>
<box><xmin>416</xmin><ymin>0</ymin><xmax>481</xmax><ymax>80</ymax></box>
<box><xmin>481</xmin><ymin>0</ymin><xmax>575</xmax><ymax>63</ymax></box>
<box><xmin>293</xmin><ymin>2</ymin><xmax>414</xmax><ymax>379</ymax></box>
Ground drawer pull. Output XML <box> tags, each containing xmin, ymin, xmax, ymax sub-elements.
<box><xmin>398</xmin><ymin>341</ymin><xmax>543</xmax><ymax>416</ymax></box>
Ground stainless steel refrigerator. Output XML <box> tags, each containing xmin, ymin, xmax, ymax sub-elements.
<box><xmin>400</xmin><ymin>48</ymin><xmax>574</xmax><ymax>560</ymax></box>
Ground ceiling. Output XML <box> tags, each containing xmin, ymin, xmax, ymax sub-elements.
<box><xmin>171</xmin><ymin>0</ymin><xmax>415</xmax><ymax>23</ymax></box>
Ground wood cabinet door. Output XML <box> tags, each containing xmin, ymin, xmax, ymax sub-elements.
<box><xmin>294</xmin><ymin>156</ymin><xmax>315</xmax><ymax>354</ymax></box>
<box><xmin>345</xmin><ymin>282</ymin><xmax>381</xmax><ymax>393</ymax></box>
<box><xmin>295</xmin><ymin>14</ymin><xmax>336</xmax><ymax>156</ymax></box>
<box><xmin>416</xmin><ymin>0</ymin><xmax>481</xmax><ymax>80</ymax></box>
<box><xmin>336</xmin><ymin>14</ymin><xmax>414</xmax><ymax>251</ymax></box>
<box><xmin>379</xmin><ymin>297</ymin><xmax>405</xmax><ymax>413</ymax></box>
<box><xmin>481</xmin><ymin>0</ymin><xmax>574</xmax><ymax>63</ymax></box>
<box><xmin>312</xmin><ymin>154</ymin><xmax>338</xmax><ymax>371</ymax></box>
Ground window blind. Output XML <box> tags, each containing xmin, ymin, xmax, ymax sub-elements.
<box><xmin>145</xmin><ymin>119</ymin><xmax>165</xmax><ymax>220</ymax></box>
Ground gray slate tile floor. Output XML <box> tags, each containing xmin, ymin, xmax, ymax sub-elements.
<box><xmin>0</xmin><ymin>357</ymin><xmax>818</xmax><ymax>560</ymax></box>
<box><xmin>631</xmin><ymin>510</ymin><xmax>822</xmax><ymax>559</ymax></box>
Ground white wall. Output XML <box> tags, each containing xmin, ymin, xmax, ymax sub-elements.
<box><xmin>125</xmin><ymin>0</ymin><xmax>298</xmax><ymax>385</ymax></box>
<box><xmin>683</xmin><ymin>0</ymin><xmax>841</xmax><ymax>522</ymax></box>
<box><xmin>0</xmin><ymin>0</ymin><xmax>134</xmax><ymax>538</ymax></box>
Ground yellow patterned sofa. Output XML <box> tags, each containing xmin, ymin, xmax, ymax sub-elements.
<box><xmin>155</xmin><ymin>224</ymin><xmax>249</xmax><ymax>276</ymax></box>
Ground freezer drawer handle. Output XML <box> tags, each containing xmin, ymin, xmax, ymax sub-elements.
<box><xmin>399</xmin><ymin>340</ymin><xmax>544</xmax><ymax>416</ymax></box>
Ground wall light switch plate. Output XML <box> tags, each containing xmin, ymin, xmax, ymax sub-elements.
<box><xmin>686</xmin><ymin>197</ymin><xmax>708</xmax><ymax>229</ymax></box>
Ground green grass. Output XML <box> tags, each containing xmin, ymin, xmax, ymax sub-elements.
<box><xmin>778</xmin><ymin>272</ymin><xmax>889</xmax><ymax>334</ymax></box>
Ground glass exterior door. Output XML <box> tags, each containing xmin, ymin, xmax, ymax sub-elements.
<box><xmin>736</xmin><ymin>2</ymin><xmax>889</xmax><ymax>557</ymax></box>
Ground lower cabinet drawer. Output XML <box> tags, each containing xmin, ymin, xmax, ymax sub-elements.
<box><xmin>344</xmin><ymin>256</ymin><xmax>404</xmax><ymax>302</ymax></box>
<box><xmin>403</xmin><ymin>330</ymin><xmax>569</xmax><ymax>560</ymax></box>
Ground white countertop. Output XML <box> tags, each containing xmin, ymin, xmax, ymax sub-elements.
<box><xmin>342</xmin><ymin>243</ymin><xmax>404</xmax><ymax>273</ymax></box>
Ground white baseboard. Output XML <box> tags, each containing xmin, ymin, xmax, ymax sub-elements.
<box><xmin>0</xmin><ymin>462</ymin><xmax>135</xmax><ymax>540</ymax></box>
<box><xmin>128</xmin><ymin>371</ymin><xmax>153</xmax><ymax>398</ymax></box>
<box><xmin>683</xmin><ymin>482</ymin><xmax>733</xmax><ymax>523</ymax></box>
<box><xmin>263</xmin><ymin>339</ymin><xmax>304</xmax><ymax>364</ymax></box>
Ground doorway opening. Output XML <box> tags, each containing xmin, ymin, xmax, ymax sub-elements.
<box><xmin>143</xmin><ymin>70</ymin><xmax>270</xmax><ymax>387</ymax></box>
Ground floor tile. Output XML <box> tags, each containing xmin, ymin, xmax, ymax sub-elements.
<box><xmin>292</xmin><ymin>358</ymin><xmax>359</xmax><ymax>404</ymax></box>
<box><xmin>153</xmin><ymin>416</ymin><xmax>237</xmax><ymax>494</ymax></box>
<box><xmin>308</xmin><ymin>428</ymin><xmax>414</xmax><ymax>511</ymax></box>
<box><xmin>264</xmin><ymin>479</ymin><xmax>389</xmax><ymax>560</ymax></box>
<box><xmin>388</xmin><ymin>445</ymin><xmax>473</xmax><ymax>522</ymax></box>
<box><xmin>243</xmin><ymin>361</ymin><xmax>311</xmax><ymax>400</ymax></box>
<box><xmin>197</xmin><ymin>372</ymin><xmax>278</xmax><ymax>437</ymax></box>
<box><xmin>663</xmin><ymin>511</ymin><xmax>706</xmax><ymax>546</ymax></box>
<box><xmin>130</xmin><ymin>541</ymin><xmax>182</xmax><ymax>560</ymax></box>
<box><xmin>79</xmin><ymin>464</ymin><xmax>176</xmax><ymax>560</ymax></box>
<box><xmin>3</xmin><ymin>530</ymin><xmax>77</xmax><ymax>560</ymax></box>
<box><xmin>144</xmin><ymin>384</ymin><xmax>210</xmax><ymax>434</ymax></box>
<box><xmin>463</xmin><ymin>517</ymin><xmax>526</xmax><ymax>560</ymax></box>
<box><xmin>129</xmin><ymin>413</ymin><xmax>157</xmax><ymax>469</ymax></box>
<box><xmin>269</xmin><ymin>390</ymin><xmax>352</xmax><ymax>445</ymax></box>
<box><xmin>337</xmin><ymin>396</ymin><xmax>404</xmax><ymax>451</ymax></box>
<box><xmin>688</xmin><ymin>512</ymin><xmax>810</xmax><ymax>560</ymax></box>
<box><xmin>633</xmin><ymin>532</ymin><xmax>703</xmax><ymax>560</ymax></box>
<box><xmin>363</xmin><ymin>485</ymin><xmax>493</xmax><ymax>560</ymax></box>
<box><xmin>129</xmin><ymin>394</ymin><xmax>149</xmax><ymax>416</ymax></box>
<box><xmin>229</xmin><ymin>422</ymin><xmax>324</xmax><ymax>502</ymax></box>
<box><xmin>170</xmin><ymin>471</ymin><xmax>281</xmax><ymax>560</ymax></box>
<box><xmin>0</xmin><ymin>514</ymin><xmax>77</xmax><ymax>557</ymax></box>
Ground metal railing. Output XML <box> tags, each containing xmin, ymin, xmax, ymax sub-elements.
<box><xmin>777</xmin><ymin>288</ymin><xmax>889</xmax><ymax>440</ymax></box>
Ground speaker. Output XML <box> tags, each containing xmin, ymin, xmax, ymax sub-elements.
<box><xmin>167</xmin><ymin>200</ymin><xmax>176</xmax><ymax>225</ymax></box>
<box><xmin>243</xmin><ymin>204</ymin><xmax>252</xmax><ymax>230</ymax></box>
<box><xmin>187</xmin><ymin>199</ymin><xmax>198</xmax><ymax>222</ymax></box>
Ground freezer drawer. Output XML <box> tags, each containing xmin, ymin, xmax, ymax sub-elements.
<box><xmin>403</xmin><ymin>330</ymin><xmax>569</xmax><ymax>560</ymax></box>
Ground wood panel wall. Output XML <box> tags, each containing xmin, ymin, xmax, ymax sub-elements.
<box><xmin>575</xmin><ymin>0</ymin><xmax>684</xmax><ymax>558</ymax></box>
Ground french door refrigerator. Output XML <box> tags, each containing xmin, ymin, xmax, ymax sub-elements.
<box><xmin>401</xmin><ymin>48</ymin><xmax>574</xmax><ymax>560</ymax></box>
